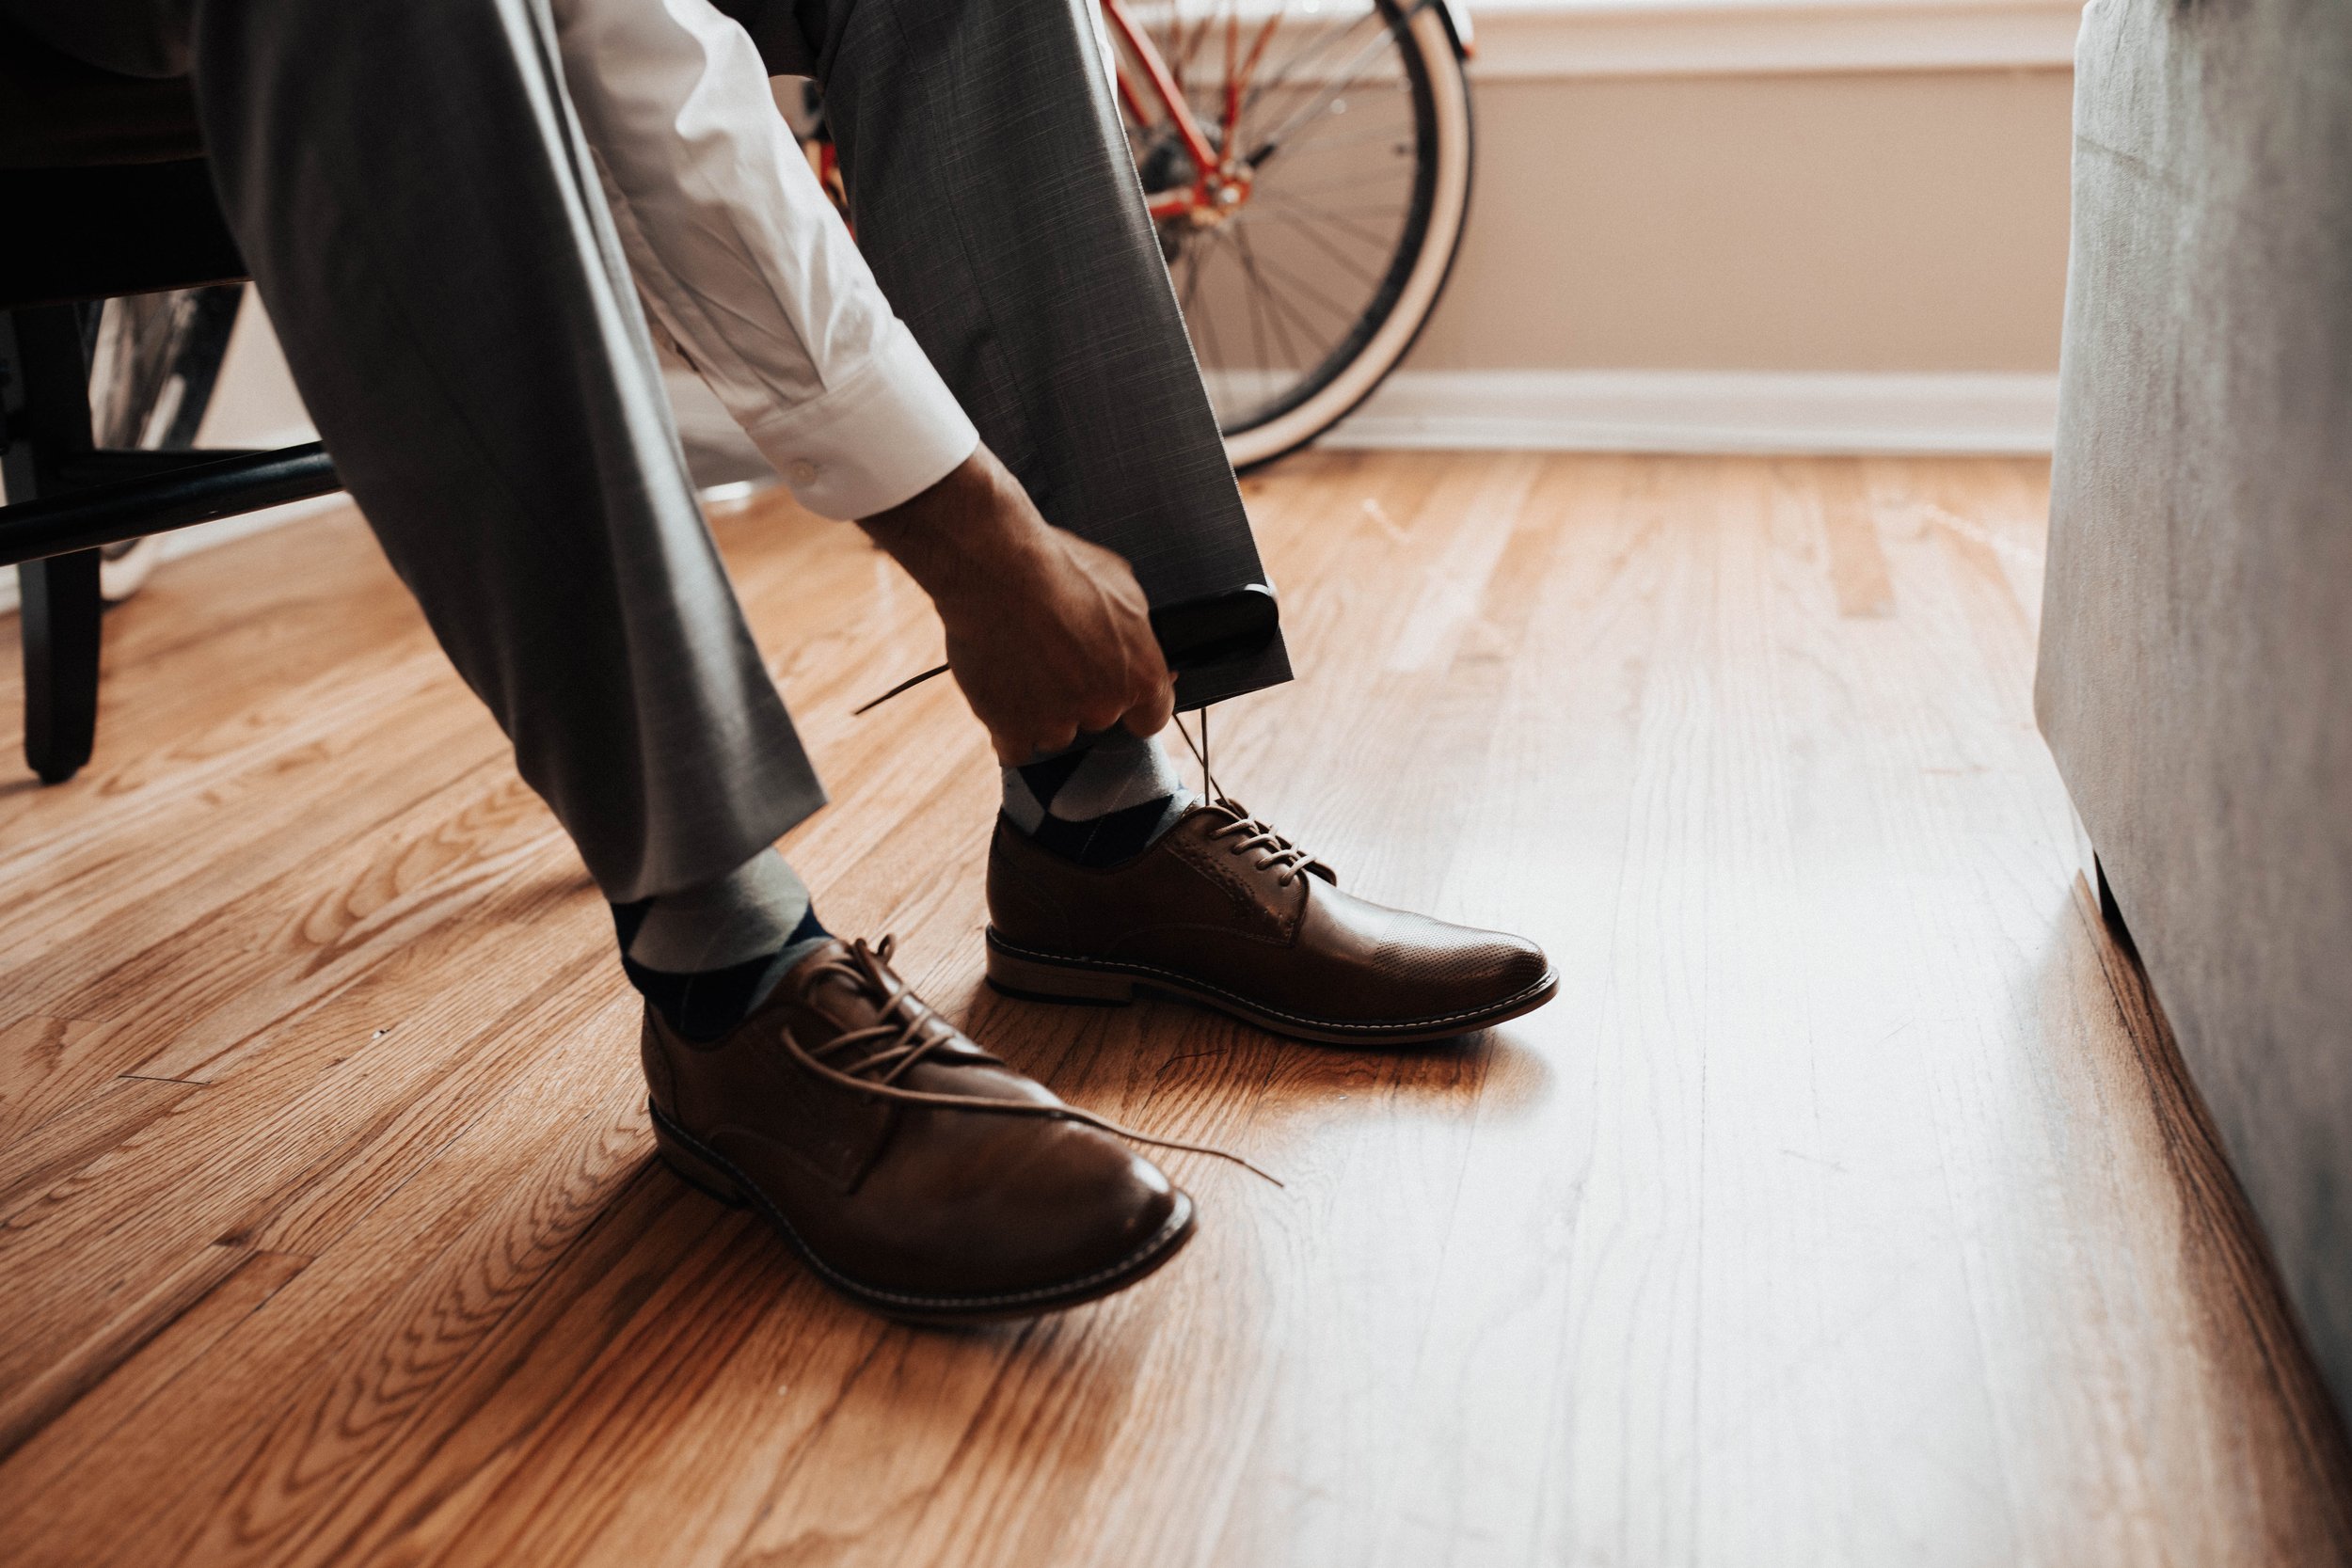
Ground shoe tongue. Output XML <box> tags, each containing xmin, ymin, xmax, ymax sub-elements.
<box><xmin>775</xmin><ymin>939</ymin><xmax>994</xmax><ymax>1075</ymax></box>
<box><xmin>780</xmin><ymin>939</ymin><xmax>895</xmax><ymax>1032</ymax></box>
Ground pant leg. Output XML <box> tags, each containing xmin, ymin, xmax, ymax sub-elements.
<box><xmin>810</xmin><ymin>0</ymin><xmax>1294</xmax><ymax>708</ymax></box>
<box><xmin>189</xmin><ymin>0</ymin><xmax>825</xmax><ymax>903</ymax></box>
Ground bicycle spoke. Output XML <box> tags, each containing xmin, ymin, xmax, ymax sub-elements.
<box><xmin>1176</xmin><ymin>6</ymin><xmax>1217</xmax><ymax>95</ymax></box>
<box><xmin>1255</xmin><ymin>153</ymin><xmax>1423</xmax><ymax>194</ymax></box>
<box><xmin>1246</xmin><ymin>116</ymin><xmax>1417</xmax><ymax>160</ymax></box>
<box><xmin>1237</xmin><ymin>8</ymin><xmax>1387</xmax><ymax>125</ymax></box>
<box><xmin>1229</xmin><ymin>10</ymin><xmax>1287</xmax><ymax>139</ymax></box>
<box><xmin>1252</xmin><ymin>181</ymin><xmax>1404</xmax><ymax>219</ymax></box>
<box><xmin>1243</xmin><ymin>25</ymin><xmax>1406</xmax><ymax>162</ymax></box>
<box><xmin>1259</xmin><ymin>269</ymin><xmax>1353</xmax><ymax>361</ymax></box>
<box><xmin>1190</xmin><ymin>230</ymin><xmax>1234</xmax><ymax>372</ymax></box>
<box><xmin>1230</xmin><ymin>230</ymin><xmax>1366</xmax><ymax>333</ymax></box>
<box><xmin>1179</xmin><ymin>236</ymin><xmax>1210</xmax><ymax>318</ymax></box>
<box><xmin>1234</xmin><ymin>208</ymin><xmax>1385</xmax><ymax>289</ymax></box>
<box><xmin>1249</xmin><ymin>192</ymin><xmax>1402</xmax><ymax>254</ymax></box>
<box><xmin>1232</xmin><ymin>239</ymin><xmax>1345</xmax><ymax>359</ymax></box>
<box><xmin>1149</xmin><ymin>7</ymin><xmax>1406</xmax><ymax>162</ymax></box>
<box><xmin>1255</xmin><ymin>198</ymin><xmax>1414</xmax><ymax>225</ymax></box>
<box><xmin>1232</xmin><ymin>225</ymin><xmax>1308</xmax><ymax>369</ymax></box>
<box><xmin>1182</xmin><ymin>225</ymin><xmax>1261</xmax><ymax>373</ymax></box>
<box><xmin>1246</xmin><ymin>87</ymin><xmax>1409</xmax><ymax>169</ymax></box>
<box><xmin>1254</xmin><ymin>268</ymin><xmax>1363</xmax><ymax>342</ymax></box>
<box><xmin>1243</xmin><ymin>276</ymin><xmax>1279</xmax><ymax>376</ymax></box>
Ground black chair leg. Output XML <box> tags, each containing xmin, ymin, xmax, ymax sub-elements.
<box><xmin>19</xmin><ymin>549</ymin><xmax>102</xmax><ymax>784</ymax></box>
<box><xmin>6</xmin><ymin>305</ymin><xmax>104</xmax><ymax>784</ymax></box>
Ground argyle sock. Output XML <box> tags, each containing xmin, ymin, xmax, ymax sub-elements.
<box><xmin>612</xmin><ymin>848</ymin><xmax>832</xmax><ymax>1041</ymax></box>
<box><xmin>1001</xmin><ymin>728</ymin><xmax>1200</xmax><ymax>867</ymax></box>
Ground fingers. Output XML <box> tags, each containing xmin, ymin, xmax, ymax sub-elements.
<box><xmin>1116</xmin><ymin>589</ymin><xmax>1173</xmax><ymax>735</ymax></box>
<box><xmin>1002</xmin><ymin>626</ymin><xmax>1170</xmax><ymax>755</ymax></box>
<box><xmin>996</xmin><ymin>721</ymin><xmax>1078</xmax><ymax>766</ymax></box>
<box><xmin>1120</xmin><ymin>667</ymin><xmax>1177</xmax><ymax>737</ymax></box>
<box><xmin>947</xmin><ymin>521</ymin><xmax>1184</xmax><ymax>764</ymax></box>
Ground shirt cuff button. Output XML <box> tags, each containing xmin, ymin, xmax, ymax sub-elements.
<box><xmin>787</xmin><ymin>459</ymin><xmax>820</xmax><ymax>485</ymax></box>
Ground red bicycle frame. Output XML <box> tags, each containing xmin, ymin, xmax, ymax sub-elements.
<box><xmin>810</xmin><ymin>2</ymin><xmax>1282</xmax><ymax>226</ymax></box>
<box><xmin>1101</xmin><ymin>0</ymin><xmax>1281</xmax><ymax>223</ymax></box>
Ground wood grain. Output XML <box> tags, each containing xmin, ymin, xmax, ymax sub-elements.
<box><xmin>0</xmin><ymin>454</ymin><xmax>2344</xmax><ymax>1567</ymax></box>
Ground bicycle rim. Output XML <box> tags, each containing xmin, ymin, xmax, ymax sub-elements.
<box><xmin>1117</xmin><ymin>0</ymin><xmax>1472</xmax><ymax>469</ymax></box>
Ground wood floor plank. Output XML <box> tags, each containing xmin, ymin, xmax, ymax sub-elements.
<box><xmin>0</xmin><ymin>1072</ymin><xmax>199</xmax><ymax>1224</ymax></box>
<box><xmin>462</xmin><ymin>1251</ymin><xmax>897</xmax><ymax>1568</ymax></box>
<box><xmin>0</xmin><ymin>792</ymin><xmax>605</xmax><ymax>1377</ymax></box>
<box><xmin>1284</xmin><ymin>452</ymin><xmax>1668</xmax><ymax>1568</ymax></box>
<box><xmin>0</xmin><ymin>508</ymin><xmax>432</xmax><ymax>822</ymax></box>
<box><xmin>0</xmin><ymin>667</ymin><xmax>505</xmax><ymax>995</ymax></box>
<box><xmin>174</xmin><ymin>1056</ymin><xmax>659</xmax><ymax>1568</ymax></box>
<box><xmin>0</xmin><ymin>1250</ymin><xmax>311</xmax><ymax>1498</ymax></box>
<box><xmin>1</xmin><ymin>451</ymin><xmax>2345</xmax><ymax>1568</ymax></box>
<box><xmin>0</xmin><ymin>907</ymin><xmax>612</xmax><ymax>1433</ymax></box>
<box><xmin>0</xmin><ymin>984</ymin><xmax>647</xmax><ymax>1568</ymax></box>
<box><xmin>0</xmin><ymin>1239</ymin><xmax>252</xmax><ymax>1462</ymax></box>
<box><xmin>214</xmin><ymin>1175</ymin><xmax>751</xmax><ymax>1568</ymax></box>
<box><xmin>0</xmin><ymin>1015</ymin><xmax>129</xmax><ymax>1150</ymax></box>
<box><xmin>84</xmin><ymin>768</ymin><xmax>570</xmax><ymax>1083</ymax></box>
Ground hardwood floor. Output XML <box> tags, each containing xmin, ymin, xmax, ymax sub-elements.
<box><xmin>1</xmin><ymin>451</ymin><xmax>2346</xmax><ymax>1567</ymax></box>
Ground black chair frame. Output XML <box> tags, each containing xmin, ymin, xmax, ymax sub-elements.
<box><xmin>2</xmin><ymin>157</ymin><xmax>340</xmax><ymax>784</ymax></box>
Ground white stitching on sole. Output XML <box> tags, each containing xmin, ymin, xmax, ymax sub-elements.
<box><xmin>986</xmin><ymin>929</ymin><xmax>1558</xmax><ymax>1035</ymax></box>
<box><xmin>650</xmin><ymin>1101</ymin><xmax>1195</xmax><ymax>1314</ymax></box>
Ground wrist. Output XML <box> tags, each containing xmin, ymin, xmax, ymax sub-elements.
<box><xmin>858</xmin><ymin>448</ymin><xmax>1046</xmax><ymax>619</ymax></box>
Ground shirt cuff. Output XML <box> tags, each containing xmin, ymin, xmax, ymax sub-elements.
<box><xmin>737</xmin><ymin>320</ymin><xmax>979</xmax><ymax>520</ymax></box>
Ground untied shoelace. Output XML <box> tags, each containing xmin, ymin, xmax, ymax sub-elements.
<box><xmin>780</xmin><ymin>936</ymin><xmax>1283</xmax><ymax>1186</ymax></box>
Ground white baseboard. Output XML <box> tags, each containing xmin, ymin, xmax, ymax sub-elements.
<box><xmin>2</xmin><ymin>371</ymin><xmax>2051</xmax><ymax>618</ymax></box>
<box><xmin>1323</xmin><ymin>368</ymin><xmax>2058</xmax><ymax>453</ymax></box>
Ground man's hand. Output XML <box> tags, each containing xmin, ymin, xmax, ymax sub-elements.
<box><xmin>858</xmin><ymin>446</ymin><xmax>1174</xmax><ymax>763</ymax></box>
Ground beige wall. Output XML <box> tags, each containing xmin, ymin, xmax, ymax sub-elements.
<box><xmin>186</xmin><ymin>62</ymin><xmax>2079</xmax><ymax>460</ymax></box>
<box><xmin>1407</xmin><ymin>66</ymin><xmax>2074</xmax><ymax>374</ymax></box>
<box><xmin>197</xmin><ymin>294</ymin><xmax>315</xmax><ymax>449</ymax></box>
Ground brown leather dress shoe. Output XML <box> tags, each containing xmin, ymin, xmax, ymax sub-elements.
<box><xmin>986</xmin><ymin>799</ymin><xmax>1558</xmax><ymax>1044</ymax></box>
<box><xmin>643</xmin><ymin>936</ymin><xmax>1197</xmax><ymax>1323</ymax></box>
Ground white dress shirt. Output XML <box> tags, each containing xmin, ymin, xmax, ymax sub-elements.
<box><xmin>551</xmin><ymin>0</ymin><xmax>979</xmax><ymax>520</ymax></box>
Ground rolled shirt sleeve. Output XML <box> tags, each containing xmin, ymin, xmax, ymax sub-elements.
<box><xmin>557</xmin><ymin>0</ymin><xmax>978</xmax><ymax>521</ymax></box>
<box><xmin>734</xmin><ymin>314</ymin><xmax>977</xmax><ymax>520</ymax></box>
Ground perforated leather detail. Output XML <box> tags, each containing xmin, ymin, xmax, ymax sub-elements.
<box><xmin>1366</xmin><ymin>913</ymin><xmax>1549</xmax><ymax>991</ymax></box>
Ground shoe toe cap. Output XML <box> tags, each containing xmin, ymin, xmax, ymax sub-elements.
<box><xmin>1313</xmin><ymin>889</ymin><xmax>1554</xmax><ymax>1021</ymax></box>
<box><xmin>835</xmin><ymin>1109</ymin><xmax>1190</xmax><ymax>1307</ymax></box>
<box><xmin>1385</xmin><ymin>916</ymin><xmax>1549</xmax><ymax>990</ymax></box>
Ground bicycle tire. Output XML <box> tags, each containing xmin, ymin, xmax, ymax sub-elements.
<box><xmin>1121</xmin><ymin>0</ymin><xmax>1473</xmax><ymax>471</ymax></box>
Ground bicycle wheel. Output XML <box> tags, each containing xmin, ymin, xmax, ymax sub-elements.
<box><xmin>1110</xmin><ymin>0</ymin><xmax>1472</xmax><ymax>469</ymax></box>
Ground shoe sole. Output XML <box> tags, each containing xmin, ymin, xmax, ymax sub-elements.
<box><xmin>983</xmin><ymin>929</ymin><xmax>1562</xmax><ymax>1046</ymax></box>
<box><xmin>647</xmin><ymin>1101</ymin><xmax>1197</xmax><ymax>1326</ymax></box>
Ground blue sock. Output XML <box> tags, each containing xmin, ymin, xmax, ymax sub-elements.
<box><xmin>612</xmin><ymin>849</ymin><xmax>833</xmax><ymax>1041</ymax></box>
<box><xmin>1001</xmin><ymin>729</ymin><xmax>1199</xmax><ymax>867</ymax></box>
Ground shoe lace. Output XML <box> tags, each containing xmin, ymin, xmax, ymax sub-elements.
<box><xmin>1173</xmin><ymin>708</ymin><xmax>1318</xmax><ymax>887</ymax></box>
<box><xmin>775</xmin><ymin>936</ymin><xmax>1280</xmax><ymax>1185</ymax></box>
<box><xmin>1203</xmin><ymin>802</ymin><xmax>1317</xmax><ymax>886</ymax></box>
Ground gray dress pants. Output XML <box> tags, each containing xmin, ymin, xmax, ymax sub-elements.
<box><xmin>19</xmin><ymin>0</ymin><xmax>1288</xmax><ymax>902</ymax></box>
